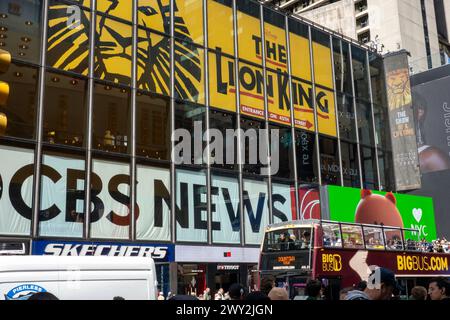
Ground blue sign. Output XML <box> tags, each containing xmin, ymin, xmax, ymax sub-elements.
<box><xmin>32</xmin><ymin>240</ymin><xmax>174</xmax><ymax>263</ymax></box>
<box><xmin>5</xmin><ymin>284</ymin><xmax>47</xmax><ymax>300</ymax></box>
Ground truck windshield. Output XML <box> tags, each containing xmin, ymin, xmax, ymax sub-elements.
<box><xmin>263</xmin><ymin>228</ymin><xmax>313</xmax><ymax>252</ymax></box>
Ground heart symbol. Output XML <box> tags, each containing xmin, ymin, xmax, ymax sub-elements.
<box><xmin>412</xmin><ymin>208</ymin><xmax>422</xmax><ymax>223</ymax></box>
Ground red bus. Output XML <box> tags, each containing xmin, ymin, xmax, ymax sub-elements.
<box><xmin>258</xmin><ymin>219</ymin><xmax>450</xmax><ymax>300</ymax></box>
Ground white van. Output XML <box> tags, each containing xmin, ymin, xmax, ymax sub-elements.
<box><xmin>0</xmin><ymin>256</ymin><xmax>158</xmax><ymax>300</ymax></box>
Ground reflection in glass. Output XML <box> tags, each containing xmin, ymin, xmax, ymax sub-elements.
<box><xmin>351</xmin><ymin>45</ymin><xmax>370</xmax><ymax>100</ymax></box>
<box><xmin>360</xmin><ymin>146</ymin><xmax>378</xmax><ymax>190</ymax></box>
<box><xmin>209</xmin><ymin>109</ymin><xmax>238</xmax><ymax>170</ymax></box>
<box><xmin>319</xmin><ymin>136</ymin><xmax>340</xmax><ymax>186</ymax></box>
<box><xmin>43</xmin><ymin>72</ymin><xmax>87</xmax><ymax>147</ymax></box>
<box><xmin>241</xmin><ymin>117</ymin><xmax>265</xmax><ymax>175</ymax></box>
<box><xmin>270</xmin><ymin>125</ymin><xmax>295</xmax><ymax>180</ymax></box>
<box><xmin>136</xmin><ymin>92</ymin><xmax>170</xmax><ymax>160</ymax></box>
<box><xmin>337</xmin><ymin>93</ymin><xmax>356</xmax><ymax>142</ymax></box>
<box><xmin>295</xmin><ymin>129</ymin><xmax>318</xmax><ymax>183</ymax></box>
<box><xmin>369</xmin><ymin>51</ymin><xmax>387</xmax><ymax>106</ymax></box>
<box><xmin>378</xmin><ymin>149</ymin><xmax>394</xmax><ymax>192</ymax></box>
<box><xmin>373</xmin><ymin>103</ymin><xmax>390</xmax><ymax>150</ymax></box>
<box><xmin>340</xmin><ymin>141</ymin><xmax>360</xmax><ymax>188</ymax></box>
<box><xmin>92</xmin><ymin>84</ymin><xmax>131</xmax><ymax>154</ymax></box>
<box><xmin>0</xmin><ymin>62</ymin><xmax>37</xmax><ymax>140</ymax></box>
<box><xmin>208</xmin><ymin>0</ymin><xmax>234</xmax><ymax>55</ymax></box>
<box><xmin>356</xmin><ymin>100</ymin><xmax>375</xmax><ymax>146</ymax></box>
<box><xmin>1</xmin><ymin>0</ymin><xmax>43</xmax><ymax>64</ymax></box>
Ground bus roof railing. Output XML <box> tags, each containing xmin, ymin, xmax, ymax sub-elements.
<box><xmin>321</xmin><ymin>220</ymin><xmax>419</xmax><ymax>233</ymax></box>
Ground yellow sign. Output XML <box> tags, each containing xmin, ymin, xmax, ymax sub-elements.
<box><xmin>313</xmin><ymin>42</ymin><xmax>334</xmax><ymax>89</ymax></box>
<box><xmin>267</xmin><ymin>70</ymin><xmax>291</xmax><ymax>125</ymax></box>
<box><xmin>322</xmin><ymin>253</ymin><xmax>342</xmax><ymax>272</ymax></box>
<box><xmin>397</xmin><ymin>255</ymin><xmax>449</xmax><ymax>272</ymax></box>
<box><xmin>263</xmin><ymin>22</ymin><xmax>288</xmax><ymax>73</ymax></box>
<box><xmin>289</xmin><ymin>31</ymin><xmax>311</xmax><ymax>82</ymax></box>
<box><xmin>278</xmin><ymin>256</ymin><xmax>296</xmax><ymax>266</ymax></box>
<box><xmin>293</xmin><ymin>79</ymin><xmax>315</xmax><ymax>132</ymax></box>
<box><xmin>237</xmin><ymin>7</ymin><xmax>261</xmax><ymax>65</ymax></box>
<box><xmin>209</xmin><ymin>51</ymin><xmax>236</xmax><ymax>112</ymax></box>
<box><xmin>208</xmin><ymin>0</ymin><xmax>234</xmax><ymax>55</ymax></box>
<box><xmin>176</xmin><ymin>0</ymin><xmax>204</xmax><ymax>45</ymax></box>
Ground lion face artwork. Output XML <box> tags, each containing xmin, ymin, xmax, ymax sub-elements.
<box><xmin>47</xmin><ymin>0</ymin><xmax>202</xmax><ymax>101</ymax></box>
<box><xmin>386</xmin><ymin>68</ymin><xmax>412</xmax><ymax>110</ymax></box>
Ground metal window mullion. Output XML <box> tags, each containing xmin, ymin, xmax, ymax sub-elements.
<box><xmin>285</xmin><ymin>16</ymin><xmax>300</xmax><ymax>219</ymax></box>
<box><xmin>84</xmin><ymin>0</ymin><xmax>97</xmax><ymax>239</ymax></box>
<box><xmin>330</xmin><ymin>35</ymin><xmax>343</xmax><ymax>187</ymax></box>
<box><xmin>366</xmin><ymin>51</ymin><xmax>381</xmax><ymax>190</ymax></box>
<box><xmin>203</xmin><ymin>0</ymin><xmax>212</xmax><ymax>245</ymax></box>
<box><xmin>170</xmin><ymin>0</ymin><xmax>176</xmax><ymax>244</ymax></box>
<box><xmin>130</xmin><ymin>0</ymin><xmax>138</xmax><ymax>240</ymax></box>
<box><xmin>348</xmin><ymin>43</ymin><xmax>363</xmax><ymax>189</ymax></box>
<box><xmin>308</xmin><ymin>27</ymin><xmax>322</xmax><ymax>186</ymax></box>
<box><xmin>233</xmin><ymin>0</ymin><xmax>245</xmax><ymax>247</ymax></box>
<box><xmin>31</xmin><ymin>0</ymin><xmax>50</xmax><ymax>238</ymax></box>
<box><xmin>259</xmin><ymin>4</ymin><xmax>273</xmax><ymax>224</ymax></box>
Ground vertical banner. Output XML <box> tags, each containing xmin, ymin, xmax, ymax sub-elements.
<box><xmin>136</xmin><ymin>165</ymin><xmax>171</xmax><ymax>241</ymax></box>
<box><xmin>272</xmin><ymin>183</ymin><xmax>296</xmax><ymax>223</ymax></box>
<box><xmin>211</xmin><ymin>175</ymin><xmax>241</xmax><ymax>244</ymax></box>
<box><xmin>243</xmin><ymin>179</ymin><xmax>270</xmax><ymax>245</ymax></box>
<box><xmin>383</xmin><ymin>51</ymin><xmax>421</xmax><ymax>190</ymax></box>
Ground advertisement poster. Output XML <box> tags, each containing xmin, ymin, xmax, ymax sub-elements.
<box><xmin>326</xmin><ymin>185</ymin><xmax>437</xmax><ymax>242</ymax></box>
<box><xmin>272</xmin><ymin>183</ymin><xmax>296</xmax><ymax>223</ymax></box>
<box><xmin>243</xmin><ymin>179</ymin><xmax>270</xmax><ymax>245</ymax></box>
<box><xmin>383</xmin><ymin>51</ymin><xmax>421</xmax><ymax>191</ymax></box>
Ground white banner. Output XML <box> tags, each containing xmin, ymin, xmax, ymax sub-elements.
<box><xmin>176</xmin><ymin>169</ymin><xmax>208</xmax><ymax>242</ymax></box>
<box><xmin>136</xmin><ymin>165</ymin><xmax>171</xmax><ymax>241</ymax></box>
<box><xmin>39</xmin><ymin>154</ymin><xmax>84</xmax><ymax>237</ymax></box>
<box><xmin>211</xmin><ymin>175</ymin><xmax>240</xmax><ymax>244</ymax></box>
<box><xmin>272</xmin><ymin>183</ymin><xmax>296</xmax><ymax>224</ymax></box>
<box><xmin>90</xmin><ymin>159</ymin><xmax>130</xmax><ymax>239</ymax></box>
<box><xmin>243</xmin><ymin>179</ymin><xmax>269</xmax><ymax>245</ymax></box>
<box><xmin>0</xmin><ymin>146</ymin><xmax>34</xmax><ymax>235</ymax></box>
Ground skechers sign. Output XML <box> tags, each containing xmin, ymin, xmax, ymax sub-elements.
<box><xmin>32</xmin><ymin>240</ymin><xmax>174</xmax><ymax>262</ymax></box>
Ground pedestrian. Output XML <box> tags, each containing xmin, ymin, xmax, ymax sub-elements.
<box><xmin>157</xmin><ymin>292</ymin><xmax>165</xmax><ymax>300</ymax></box>
<box><xmin>203</xmin><ymin>287</ymin><xmax>211</xmax><ymax>300</ymax></box>
<box><xmin>339</xmin><ymin>287</ymin><xmax>354</xmax><ymax>300</ymax></box>
<box><xmin>268</xmin><ymin>287</ymin><xmax>289</xmax><ymax>300</ymax></box>
<box><xmin>245</xmin><ymin>291</ymin><xmax>271</xmax><ymax>301</ymax></box>
<box><xmin>228</xmin><ymin>283</ymin><xmax>246</xmax><ymax>300</ymax></box>
<box><xmin>260</xmin><ymin>275</ymin><xmax>275</xmax><ymax>296</ymax></box>
<box><xmin>347</xmin><ymin>267</ymin><xmax>400</xmax><ymax>300</ymax></box>
<box><xmin>428</xmin><ymin>277</ymin><xmax>450</xmax><ymax>300</ymax></box>
<box><xmin>409</xmin><ymin>286</ymin><xmax>427</xmax><ymax>300</ymax></box>
<box><xmin>305</xmin><ymin>279</ymin><xmax>322</xmax><ymax>300</ymax></box>
<box><xmin>215</xmin><ymin>288</ymin><xmax>224</xmax><ymax>300</ymax></box>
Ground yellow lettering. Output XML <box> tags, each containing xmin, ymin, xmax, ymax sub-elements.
<box><xmin>397</xmin><ymin>256</ymin><xmax>404</xmax><ymax>271</ymax></box>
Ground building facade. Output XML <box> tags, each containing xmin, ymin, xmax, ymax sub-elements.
<box><xmin>269</xmin><ymin>0</ymin><xmax>450</xmax><ymax>74</ymax></box>
<box><xmin>0</xmin><ymin>0</ymin><xmax>398</xmax><ymax>295</ymax></box>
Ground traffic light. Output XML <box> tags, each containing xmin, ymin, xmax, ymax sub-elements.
<box><xmin>0</xmin><ymin>48</ymin><xmax>11</xmax><ymax>135</ymax></box>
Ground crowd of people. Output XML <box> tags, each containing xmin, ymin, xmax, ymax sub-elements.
<box><xmin>411</xmin><ymin>238</ymin><xmax>450</xmax><ymax>253</ymax></box>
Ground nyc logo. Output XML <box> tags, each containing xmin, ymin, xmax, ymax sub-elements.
<box><xmin>410</xmin><ymin>208</ymin><xmax>428</xmax><ymax>239</ymax></box>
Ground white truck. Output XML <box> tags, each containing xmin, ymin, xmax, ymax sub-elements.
<box><xmin>0</xmin><ymin>255</ymin><xmax>158</xmax><ymax>300</ymax></box>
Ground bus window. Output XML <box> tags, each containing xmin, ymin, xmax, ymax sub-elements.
<box><xmin>384</xmin><ymin>228</ymin><xmax>404</xmax><ymax>251</ymax></box>
<box><xmin>322</xmin><ymin>223</ymin><xmax>342</xmax><ymax>248</ymax></box>
<box><xmin>263</xmin><ymin>228</ymin><xmax>312</xmax><ymax>252</ymax></box>
<box><xmin>363</xmin><ymin>226</ymin><xmax>385</xmax><ymax>250</ymax></box>
<box><xmin>341</xmin><ymin>224</ymin><xmax>364</xmax><ymax>249</ymax></box>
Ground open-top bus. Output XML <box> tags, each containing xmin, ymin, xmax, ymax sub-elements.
<box><xmin>259</xmin><ymin>219</ymin><xmax>450</xmax><ymax>300</ymax></box>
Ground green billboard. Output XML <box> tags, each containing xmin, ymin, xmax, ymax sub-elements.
<box><xmin>327</xmin><ymin>186</ymin><xmax>437</xmax><ymax>242</ymax></box>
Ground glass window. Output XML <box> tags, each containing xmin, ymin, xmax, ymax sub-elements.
<box><xmin>208</xmin><ymin>0</ymin><xmax>234</xmax><ymax>55</ymax></box>
<box><xmin>263</xmin><ymin>227</ymin><xmax>312</xmax><ymax>251</ymax></box>
<box><xmin>369</xmin><ymin>51</ymin><xmax>386</xmax><ymax>107</ymax></box>
<box><xmin>138</xmin><ymin>0</ymin><xmax>170</xmax><ymax>34</ymax></box>
<box><xmin>378</xmin><ymin>148</ymin><xmax>394</xmax><ymax>192</ymax></box>
<box><xmin>39</xmin><ymin>150</ymin><xmax>85</xmax><ymax>238</ymax></box>
<box><xmin>174</xmin><ymin>101</ymin><xmax>206</xmax><ymax>165</ymax></box>
<box><xmin>351</xmin><ymin>45</ymin><xmax>370</xmax><ymax>101</ymax></box>
<box><xmin>295</xmin><ymin>129</ymin><xmax>318</xmax><ymax>183</ymax></box>
<box><xmin>211</xmin><ymin>173</ymin><xmax>240</xmax><ymax>244</ymax></box>
<box><xmin>322</xmin><ymin>223</ymin><xmax>342</xmax><ymax>248</ymax></box>
<box><xmin>311</xmin><ymin>28</ymin><xmax>333</xmax><ymax>90</ymax></box>
<box><xmin>384</xmin><ymin>228</ymin><xmax>404</xmax><ymax>250</ymax></box>
<box><xmin>0</xmin><ymin>0</ymin><xmax>42</xmax><ymax>64</ymax></box>
<box><xmin>373</xmin><ymin>103</ymin><xmax>390</xmax><ymax>150</ymax></box>
<box><xmin>341</xmin><ymin>141</ymin><xmax>360</xmax><ymax>188</ymax></box>
<box><xmin>272</xmin><ymin>182</ymin><xmax>296</xmax><ymax>223</ymax></box>
<box><xmin>243</xmin><ymin>177</ymin><xmax>270</xmax><ymax>245</ymax></box>
<box><xmin>341</xmin><ymin>224</ymin><xmax>364</xmax><ymax>249</ymax></box>
<box><xmin>43</xmin><ymin>72</ymin><xmax>87</xmax><ymax>148</ymax></box>
<box><xmin>94</xmin><ymin>16</ymin><xmax>132</xmax><ymax>85</ymax></box>
<box><xmin>136</xmin><ymin>92</ymin><xmax>170</xmax><ymax>160</ymax></box>
<box><xmin>240</xmin><ymin>117</ymin><xmax>265</xmax><ymax>175</ymax></box>
<box><xmin>267</xmin><ymin>70</ymin><xmax>291</xmax><ymax>126</ymax></box>
<box><xmin>90</xmin><ymin>158</ymin><xmax>131</xmax><ymax>239</ymax></box>
<box><xmin>356</xmin><ymin>100</ymin><xmax>375</xmax><ymax>146</ymax></box>
<box><xmin>238</xmin><ymin>60</ymin><xmax>265</xmax><ymax>120</ymax></box>
<box><xmin>208</xmin><ymin>51</ymin><xmax>236</xmax><ymax>112</ymax></box>
<box><xmin>47</xmin><ymin>1</ymin><xmax>90</xmax><ymax>75</ymax></box>
<box><xmin>333</xmin><ymin>39</ymin><xmax>353</xmax><ymax>94</ymax></box>
<box><xmin>319</xmin><ymin>136</ymin><xmax>340</xmax><ymax>186</ymax></box>
<box><xmin>137</xmin><ymin>28</ymin><xmax>170</xmax><ymax>96</ymax></box>
<box><xmin>97</xmin><ymin>0</ymin><xmax>131</xmax><ymax>21</ymax></box>
<box><xmin>209</xmin><ymin>109</ymin><xmax>238</xmax><ymax>170</ymax></box>
<box><xmin>174</xmin><ymin>0</ymin><xmax>203</xmax><ymax>45</ymax></box>
<box><xmin>337</xmin><ymin>93</ymin><xmax>356</xmax><ymax>142</ymax></box>
<box><xmin>289</xmin><ymin>19</ymin><xmax>311</xmax><ymax>82</ymax></box>
<box><xmin>237</xmin><ymin>0</ymin><xmax>261</xmax><ymax>64</ymax></box>
<box><xmin>0</xmin><ymin>62</ymin><xmax>37</xmax><ymax>140</ymax></box>
<box><xmin>360</xmin><ymin>146</ymin><xmax>378</xmax><ymax>190</ymax></box>
<box><xmin>363</xmin><ymin>226</ymin><xmax>385</xmax><ymax>250</ymax></box>
<box><xmin>176</xmin><ymin>168</ymin><xmax>208</xmax><ymax>243</ymax></box>
<box><xmin>263</xmin><ymin>7</ymin><xmax>287</xmax><ymax>73</ymax></box>
<box><xmin>174</xmin><ymin>41</ymin><xmax>205</xmax><ymax>105</ymax></box>
<box><xmin>92</xmin><ymin>83</ymin><xmax>131</xmax><ymax>154</ymax></box>
<box><xmin>270</xmin><ymin>125</ymin><xmax>295</xmax><ymax>180</ymax></box>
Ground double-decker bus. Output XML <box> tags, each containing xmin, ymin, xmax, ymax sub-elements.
<box><xmin>258</xmin><ymin>219</ymin><xmax>450</xmax><ymax>300</ymax></box>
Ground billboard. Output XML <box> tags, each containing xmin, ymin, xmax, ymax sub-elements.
<box><xmin>383</xmin><ymin>51</ymin><xmax>421</xmax><ymax>191</ymax></box>
<box><xmin>409</xmin><ymin>65</ymin><xmax>450</xmax><ymax>238</ymax></box>
<box><xmin>326</xmin><ymin>185</ymin><xmax>437</xmax><ymax>242</ymax></box>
